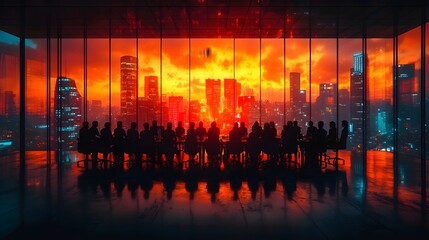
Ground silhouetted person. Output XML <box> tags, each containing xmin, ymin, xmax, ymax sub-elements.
<box><xmin>206</xmin><ymin>121</ymin><xmax>220</xmax><ymax>166</ymax></box>
<box><xmin>252</xmin><ymin>121</ymin><xmax>263</xmax><ymax>138</ymax></box>
<box><xmin>185</xmin><ymin>122</ymin><xmax>199</xmax><ymax>165</ymax></box>
<box><xmin>140</xmin><ymin>122</ymin><xmax>155</xmax><ymax>168</ymax></box>
<box><xmin>269</xmin><ymin>121</ymin><xmax>277</xmax><ymax>137</ymax></box>
<box><xmin>262</xmin><ymin>122</ymin><xmax>278</xmax><ymax>162</ymax></box>
<box><xmin>327</xmin><ymin>121</ymin><xmax>337</xmax><ymax>148</ymax></box>
<box><xmin>100</xmin><ymin>122</ymin><xmax>113</xmax><ymax>168</ymax></box>
<box><xmin>306</xmin><ymin>121</ymin><xmax>318</xmax><ymax>141</ymax></box>
<box><xmin>239</xmin><ymin>121</ymin><xmax>248</xmax><ymax>138</ymax></box>
<box><xmin>196</xmin><ymin>121</ymin><xmax>207</xmax><ymax>140</ymax></box>
<box><xmin>224</xmin><ymin>122</ymin><xmax>242</xmax><ymax>166</ymax></box>
<box><xmin>305</xmin><ymin>121</ymin><xmax>319</xmax><ymax>169</ymax></box>
<box><xmin>229</xmin><ymin>163</ymin><xmax>243</xmax><ymax>201</ymax></box>
<box><xmin>175</xmin><ymin>121</ymin><xmax>185</xmax><ymax>139</ymax></box>
<box><xmin>282</xmin><ymin>121</ymin><xmax>297</xmax><ymax>165</ymax></box>
<box><xmin>293</xmin><ymin>121</ymin><xmax>301</xmax><ymax>140</ymax></box>
<box><xmin>78</xmin><ymin>121</ymin><xmax>90</xmax><ymax>165</ymax></box>
<box><xmin>339</xmin><ymin>120</ymin><xmax>349</xmax><ymax>149</ymax></box>
<box><xmin>150</xmin><ymin>120</ymin><xmax>159</xmax><ymax>140</ymax></box>
<box><xmin>126</xmin><ymin>122</ymin><xmax>139</xmax><ymax>165</ymax></box>
<box><xmin>162</xmin><ymin>122</ymin><xmax>177</xmax><ymax>166</ymax></box>
<box><xmin>316</xmin><ymin>121</ymin><xmax>328</xmax><ymax>164</ymax></box>
<box><xmin>113</xmin><ymin>121</ymin><xmax>126</xmax><ymax>168</ymax></box>
<box><xmin>246</xmin><ymin>124</ymin><xmax>262</xmax><ymax>167</ymax></box>
<box><xmin>89</xmin><ymin>121</ymin><xmax>100</xmax><ymax>168</ymax></box>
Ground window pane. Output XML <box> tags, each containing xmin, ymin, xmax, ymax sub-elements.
<box><xmin>236</xmin><ymin>39</ymin><xmax>260</xmax><ymax>134</ymax></box>
<box><xmin>261</xmin><ymin>39</ymin><xmax>284</xmax><ymax>134</ymax></box>
<box><xmin>190</xmin><ymin>39</ymin><xmax>233</xmax><ymax>130</ymax></box>
<box><xmin>286</xmin><ymin>39</ymin><xmax>310</xmax><ymax>128</ymax></box>
<box><xmin>162</xmin><ymin>39</ymin><xmax>189</xmax><ymax>128</ymax></box>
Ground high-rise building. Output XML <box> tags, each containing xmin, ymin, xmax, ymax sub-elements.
<box><xmin>290</xmin><ymin>72</ymin><xmax>300</xmax><ymax>108</ymax></box>
<box><xmin>54</xmin><ymin>77</ymin><xmax>82</xmax><ymax>151</ymax></box>
<box><xmin>168</xmin><ymin>96</ymin><xmax>184</xmax><ymax>128</ymax></box>
<box><xmin>314</xmin><ymin>83</ymin><xmax>336</xmax><ymax>123</ymax></box>
<box><xmin>120</xmin><ymin>56</ymin><xmax>137</xmax><ymax>128</ymax></box>
<box><xmin>144</xmin><ymin>75</ymin><xmax>159</xmax><ymax>101</ymax></box>
<box><xmin>396</xmin><ymin>63</ymin><xmax>419</xmax><ymax>154</ymax></box>
<box><xmin>223</xmin><ymin>78</ymin><xmax>241</xmax><ymax>111</ymax></box>
<box><xmin>206</xmin><ymin>79</ymin><xmax>221</xmax><ymax>120</ymax></box>
<box><xmin>3</xmin><ymin>91</ymin><xmax>17</xmax><ymax>116</ymax></box>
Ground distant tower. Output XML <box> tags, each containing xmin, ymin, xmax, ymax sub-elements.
<box><xmin>224</xmin><ymin>78</ymin><xmax>240</xmax><ymax>111</ymax></box>
<box><xmin>144</xmin><ymin>75</ymin><xmax>159</xmax><ymax>101</ymax></box>
<box><xmin>350</xmin><ymin>52</ymin><xmax>365</xmax><ymax>148</ymax></box>
<box><xmin>54</xmin><ymin>77</ymin><xmax>82</xmax><ymax>151</ymax></box>
<box><xmin>120</xmin><ymin>56</ymin><xmax>137</xmax><ymax>128</ymax></box>
<box><xmin>205</xmin><ymin>79</ymin><xmax>221</xmax><ymax>120</ymax></box>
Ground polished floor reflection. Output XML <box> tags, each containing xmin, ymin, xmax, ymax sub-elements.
<box><xmin>0</xmin><ymin>151</ymin><xmax>428</xmax><ymax>239</ymax></box>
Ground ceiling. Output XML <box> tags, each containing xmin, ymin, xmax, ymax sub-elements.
<box><xmin>0</xmin><ymin>0</ymin><xmax>428</xmax><ymax>38</ymax></box>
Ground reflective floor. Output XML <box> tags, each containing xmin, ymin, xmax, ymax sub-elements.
<box><xmin>0</xmin><ymin>151</ymin><xmax>428</xmax><ymax>239</ymax></box>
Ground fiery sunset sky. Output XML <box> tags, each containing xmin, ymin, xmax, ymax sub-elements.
<box><xmin>1</xmin><ymin>25</ymin><xmax>425</xmax><ymax>111</ymax></box>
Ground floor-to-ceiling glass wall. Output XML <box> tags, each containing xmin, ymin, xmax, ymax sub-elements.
<box><xmin>261</xmin><ymin>38</ymin><xmax>284</xmax><ymax>134</ymax></box>
<box><xmin>137</xmin><ymin>38</ymin><xmax>161</xmax><ymax>128</ymax></box>
<box><xmin>285</xmin><ymin>38</ymin><xmax>310</xmax><ymax>129</ymax></box>
<box><xmin>235</xmin><ymin>39</ymin><xmax>260</xmax><ymax>134</ymax></box>
<box><xmin>190</xmin><ymin>38</ymin><xmax>234</xmax><ymax>132</ymax></box>
<box><xmin>366</xmin><ymin>38</ymin><xmax>394</xmax><ymax>196</ymax></box>
<box><xmin>397</xmin><ymin>25</ymin><xmax>422</xmax><ymax>202</ymax></box>
<box><xmin>310</xmin><ymin>39</ymin><xmax>337</xmax><ymax>128</ymax></box>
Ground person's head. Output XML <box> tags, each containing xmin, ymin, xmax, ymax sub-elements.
<box><xmin>234</xmin><ymin>122</ymin><xmax>239</xmax><ymax>129</ymax></box>
<box><xmin>131</xmin><ymin>122</ymin><xmax>136</xmax><ymax>129</ymax></box>
<box><xmin>199</xmin><ymin>121</ymin><xmax>204</xmax><ymax>127</ymax></box>
<box><xmin>283</xmin><ymin>124</ymin><xmax>287</xmax><ymax>130</ymax></box>
<box><xmin>211</xmin><ymin>121</ymin><xmax>216</xmax><ymax>128</ymax></box>
<box><xmin>269</xmin><ymin>121</ymin><xmax>275</xmax><ymax>128</ymax></box>
<box><xmin>104</xmin><ymin>122</ymin><xmax>111</xmax><ymax>129</ymax></box>
<box><xmin>241</xmin><ymin>122</ymin><xmax>245</xmax><ymax>127</ymax></box>
<box><xmin>252</xmin><ymin>124</ymin><xmax>258</xmax><ymax>132</ymax></box>
<box><xmin>329</xmin><ymin>121</ymin><xmax>336</xmax><ymax>129</ymax></box>
<box><xmin>308</xmin><ymin>121</ymin><xmax>314</xmax><ymax>127</ymax></box>
<box><xmin>178</xmin><ymin>121</ymin><xmax>182</xmax><ymax>127</ymax></box>
<box><xmin>264</xmin><ymin>122</ymin><xmax>270</xmax><ymax>130</ymax></box>
<box><xmin>152</xmin><ymin>120</ymin><xmax>157</xmax><ymax>126</ymax></box>
<box><xmin>190</xmin><ymin>122</ymin><xmax>195</xmax><ymax>129</ymax></box>
<box><xmin>287</xmin><ymin>121</ymin><xmax>293</xmax><ymax>127</ymax></box>
<box><xmin>117</xmin><ymin>121</ymin><xmax>122</xmax><ymax>128</ymax></box>
<box><xmin>167</xmin><ymin>122</ymin><xmax>172</xmax><ymax>130</ymax></box>
<box><xmin>254</xmin><ymin>121</ymin><xmax>259</xmax><ymax>127</ymax></box>
<box><xmin>293</xmin><ymin>121</ymin><xmax>298</xmax><ymax>127</ymax></box>
<box><xmin>342</xmin><ymin>120</ymin><xmax>348</xmax><ymax>128</ymax></box>
<box><xmin>82</xmin><ymin>121</ymin><xmax>89</xmax><ymax>128</ymax></box>
<box><xmin>144</xmin><ymin>122</ymin><xmax>149</xmax><ymax>130</ymax></box>
<box><xmin>318</xmin><ymin>121</ymin><xmax>324</xmax><ymax>129</ymax></box>
<box><xmin>91</xmin><ymin>121</ymin><xmax>98</xmax><ymax>127</ymax></box>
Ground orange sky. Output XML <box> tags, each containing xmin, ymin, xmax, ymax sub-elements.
<box><xmin>17</xmin><ymin>25</ymin><xmax>424</xmax><ymax>110</ymax></box>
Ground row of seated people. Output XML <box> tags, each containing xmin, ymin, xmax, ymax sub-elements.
<box><xmin>78</xmin><ymin>119</ymin><xmax>348</xmax><ymax>169</ymax></box>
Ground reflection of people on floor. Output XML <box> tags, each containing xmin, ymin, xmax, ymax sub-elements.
<box><xmin>206</xmin><ymin>166</ymin><xmax>220</xmax><ymax>203</ymax></box>
<box><xmin>184</xmin><ymin>165</ymin><xmax>199</xmax><ymax>200</ymax></box>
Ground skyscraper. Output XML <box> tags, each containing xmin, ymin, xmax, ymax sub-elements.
<box><xmin>290</xmin><ymin>72</ymin><xmax>300</xmax><ymax>110</ymax></box>
<box><xmin>314</xmin><ymin>83</ymin><xmax>336</xmax><ymax>123</ymax></box>
<box><xmin>144</xmin><ymin>75</ymin><xmax>159</xmax><ymax>101</ymax></box>
<box><xmin>120</xmin><ymin>56</ymin><xmax>137</xmax><ymax>128</ymax></box>
<box><xmin>224</xmin><ymin>78</ymin><xmax>240</xmax><ymax>111</ymax></box>
<box><xmin>54</xmin><ymin>77</ymin><xmax>82</xmax><ymax>151</ymax></box>
<box><xmin>396</xmin><ymin>63</ymin><xmax>419</xmax><ymax>154</ymax></box>
<box><xmin>206</xmin><ymin>79</ymin><xmax>221</xmax><ymax>120</ymax></box>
